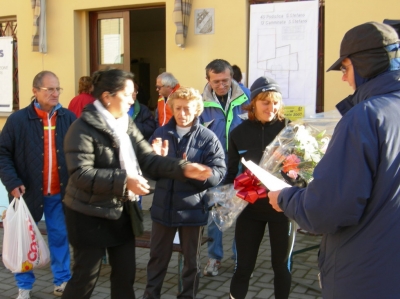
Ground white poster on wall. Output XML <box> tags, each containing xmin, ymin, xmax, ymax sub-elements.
<box><xmin>249</xmin><ymin>1</ymin><xmax>319</xmax><ymax>117</ymax></box>
<box><xmin>0</xmin><ymin>36</ymin><xmax>14</xmax><ymax>113</ymax></box>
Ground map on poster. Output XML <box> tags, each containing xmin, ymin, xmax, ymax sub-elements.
<box><xmin>248</xmin><ymin>1</ymin><xmax>319</xmax><ymax>117</ymax></box>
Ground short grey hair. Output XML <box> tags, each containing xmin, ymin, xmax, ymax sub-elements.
<box><xmin>32</xmin><ymin>71</ymin><xmax>58</xmax><ymax>88</ymax></box>
<box><xmin>157</xmin><ymin>72</ymin><xmax>179</xmax><ymax>88</ymax></box>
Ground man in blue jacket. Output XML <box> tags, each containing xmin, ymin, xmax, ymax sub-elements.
<box><xmin>268</xmin><ymin>22</ymin><xmax>400</xmax><ymax>299</ymax></box>
<box><xmin>0</xmin><ymin>71</ymin><xmax>75</xmax><ymax>299</ymax></box>
<box><xmin>200</xmin><ymin>59</ymin><xmax>249</xmax><ymax>276</ymax></box>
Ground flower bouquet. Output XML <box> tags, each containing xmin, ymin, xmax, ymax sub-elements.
<box><xmin>207</xmin><ymin>111</ymin><xmax>341</xmax><ymax>232</ymax></box>
<box><xmin>259</xmin><ymin>111</ymin><xmax>341</xmax><ymax>186</ymax></box>
<box><xmin>207</xmin><ymin>170</ymin><xmax>266</xmax><ymax>232</ymax></box>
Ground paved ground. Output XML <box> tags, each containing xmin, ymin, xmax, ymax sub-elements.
<box><xmin>0</xmin><ymin>191</ymin><xmax>322</xmax><ymax>299</ymax></box>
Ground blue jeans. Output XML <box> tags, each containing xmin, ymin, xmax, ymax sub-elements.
<box><xmin>207</xmin><ymin>217</ymin><xmax>237</xmax><ymax>261</ymax></box>
<box><xmin>15</xmin><ymin>194</ymin><xmax>71</xmax><ymax>290</ymax></box>
<box><xmin>207</xmin><ymin>219</ymin><xmax>224</xmax><ymax>260</ymax></box>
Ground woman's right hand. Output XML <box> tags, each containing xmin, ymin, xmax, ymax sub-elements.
<box><xmin>126</xmin><ymin>175</ymin><xmax>151</xmax><ymax>195</ymax></box>
<box><xmin>152</xmin><ymin>138</ymin><xmax>169</xmax><ymax>156</ymax></box>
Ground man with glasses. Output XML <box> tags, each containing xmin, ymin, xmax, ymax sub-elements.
<box><xmin>0</xmin><ymin>71</ymin><xmax>76</xmax><ymax>299</ymax></box>
<box><xmin>268</xmin><ymin>22</ymin><xmax>400</xmax><ymax>299</ymax></box>
<box><xmin>200</xmin><ymin>59</ymin><xmax>249</xmax><ymax>277</ymax></box>
<box><xmin>155</xmin><ymin>72</ymin><xmax>180</xmax><ymax>127</ymax></box>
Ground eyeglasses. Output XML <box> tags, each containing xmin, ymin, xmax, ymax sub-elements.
<box><xmin>210</xmin><ymin>78</ymin><xmax>231</xmax><ymax>87</ymax></box>
<box><xmin>340</xmin><ymin>64</ymin><xmax>352</xmax><ymax>75</ymax></box>
<box><xmin>155</xmin><ymin>85</ymin><xmax>164</xmax><ymax>90</ymax></box>
<box><xmin>39</xmin><ymin>87</ymin><xmax>63</xmax><ymax>94</ymax></box>
<box><xmin>133</xmin><ymin>91</ymin><xmax>139</xmax><ymax>94</ymax></box>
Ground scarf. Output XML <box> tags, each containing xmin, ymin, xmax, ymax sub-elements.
<box><xmin>93</xmin><ymin>100</ymin><xmax>141</xmax><ymax>200</ymax></box>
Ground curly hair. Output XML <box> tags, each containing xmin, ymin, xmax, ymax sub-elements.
<box><xmin>78</xmin><ymin>76</ymin><xmax>93</xmax><ymax>94</ymax></box>
<box><xmin>167</xmin><ymin>86</ymin><xmax>204</xmax><ymax>117</ymax></box>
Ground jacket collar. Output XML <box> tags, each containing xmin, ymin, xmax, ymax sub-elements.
<box><xmin>336</xmin><ymin>69</ymin><xmax>400</xmax><ymax>116</ymax></box>
<box><xmin>164</xmin><ymin>116</ymin><xmax>200</xmax><ymax>135</ymax></box>
<box><xmin>27</xmin><ymin>100</ymin><xmax>65</xmax><ymax>119</ymax></box>
<box><xmin>202</xmin><ymin>79</ymin><xmax>244</xmax><ymax>104</ymax></box>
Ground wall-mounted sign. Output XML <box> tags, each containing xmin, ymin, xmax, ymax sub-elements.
<box><xmin>249</xmin><ymin>1</ymin><xmax>319</xmax><ymax>117</ymax></box>
<box><xmin>195</xmin><ymin>8</ymin><xmax>215</xmax><ymax>35</ymax></box>
<box><xmin>0</xmin><ymin>36</ymin><xmax>13</xmax><ymax>113</ymax></box>
<box><xmin>284</xmin><ymin>105</ymin><xmax>305</xmax><ymax>121</ymax></box>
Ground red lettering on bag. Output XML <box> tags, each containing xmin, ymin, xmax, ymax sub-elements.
<box><xmin>26</xmin><ymin>217</ymin><xmax>38</xmax><ymax>263</ymax></box>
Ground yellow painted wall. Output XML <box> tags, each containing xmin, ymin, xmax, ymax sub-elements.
<box><xmin>324</xmin><ymin>0</ymin><xmax>400</xmax><ymax>111</ymax></box>
<box><xmin>0</xmin><ymin>0</ymin><xmax>248</xmax><ymax>128</ymax></box>
<box><xmin>167</xmin><ymin>1</ymin><xmax>250</xmax><ymax>92</ymax></box>
<box><xmin>0</xmin><ymin>0</ymin><xmax>399</xmax><ymax>128</ymax></box>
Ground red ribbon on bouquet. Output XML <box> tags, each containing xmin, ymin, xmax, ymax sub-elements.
<box><xmin>234</xmin><ymin>169</ymin><xmax>267</xmax><ymax>204</ymax></box>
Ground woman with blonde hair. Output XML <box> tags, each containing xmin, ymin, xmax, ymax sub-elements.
<box><xmin>225</xmin><ymin>77</ymin><xmax>292</xmax><ymax>299</ymax></box>
<box><xmin>143</xmin><ymin>87</ymin><xmax>226</xmax><ymax>299</ymax></box>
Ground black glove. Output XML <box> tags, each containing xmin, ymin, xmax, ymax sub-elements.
<box><xmin>280</xmin><ymin>170</ymin><xmax>307</xmax><ymax>188</ymax></box>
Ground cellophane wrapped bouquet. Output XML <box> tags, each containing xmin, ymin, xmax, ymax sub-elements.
<box><xmin>207</xmin><ymin>111</ymin><xmax>341</xmax><ymax>232</ymax></box>
<box><xmin>259</xmin><ymin>110</ymin><xmax>341</xmax><ymax>186</ymax></box>
<box><xmin>207</xmin><ymin>170</ymin><xmax>266</xmax><ymax>232</ymax></box>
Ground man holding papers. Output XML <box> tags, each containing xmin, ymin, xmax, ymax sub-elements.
<box><xmin>268</xmin><ymin>22</ymin><xmax>400</xmax><ymax>299</ymax></box>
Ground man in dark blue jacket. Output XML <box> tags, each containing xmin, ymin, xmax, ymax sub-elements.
<box><xmin>269</xmin><ymin>22</ymin><xmax>400</xmax><ymax>299</ymax></box>
<box><xmin>0</xmin><ymin>71</ymin><xmax>76</xmax><ymax>299</ymax></box>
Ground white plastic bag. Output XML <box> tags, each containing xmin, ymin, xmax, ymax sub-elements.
<box><xmin>2</xmin><ymin>197</ymin><xmax>50</xmax><ymax>273</ymax></box>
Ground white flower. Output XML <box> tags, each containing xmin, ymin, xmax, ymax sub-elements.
<box><xmin>294</xmin><ymin>125</ymin><xmax>320</xmax><ymax>162</ymax></box>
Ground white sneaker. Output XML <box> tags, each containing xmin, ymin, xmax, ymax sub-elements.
<box><xmin>203</xmin><ymin>258</ymin><xmax>221</xmax><ymax>276</ymax></box>
<box><xmin>16</xmin><ymin>289</ymin><xmax>31</xmax><ymax>299</ymax></box>
<box><xmin>54</xmin><ymin>281</ymin><xmax>67</xmax><ymax>297</ymax></box>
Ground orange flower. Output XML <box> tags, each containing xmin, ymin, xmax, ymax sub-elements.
<box><xmin>282</xmin><ymin>154</ymin><xmax>301</xmax><ymax>173</ymax></box>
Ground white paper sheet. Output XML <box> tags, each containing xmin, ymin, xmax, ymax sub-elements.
<box><xmin>241</xmin><ymin>158</ymin><xmax>290</xmax><ymax>191</ymax></box>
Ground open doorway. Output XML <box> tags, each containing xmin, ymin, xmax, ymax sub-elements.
<box><xmin>129</xmin><ymin>8</ymin><xmax>165</xmax><ymax>111</ymax></box>
<box><xmin>89</xmin><ymin>6</ymin><xmax>166</xmax><ymax>111</ymax></box>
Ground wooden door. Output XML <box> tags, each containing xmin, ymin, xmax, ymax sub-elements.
<box><xmin>89</xmin><ymin>11</ymin><xmax>130</xmax><ymax>73</ymax></box>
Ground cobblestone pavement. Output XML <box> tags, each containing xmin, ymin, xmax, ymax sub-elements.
<box><xmin>0</xmin><ymin>193</ymin><xmax>322</xmax><ymax>299</ymax></box>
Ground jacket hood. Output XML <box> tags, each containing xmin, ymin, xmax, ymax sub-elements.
<box><xmin>336</xmin><ymin>69</ymin><xmax>400</xmax><ymax>116</ymax></box>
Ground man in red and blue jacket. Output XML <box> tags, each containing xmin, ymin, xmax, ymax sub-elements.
<box><xmin>0</xmin><ymin>71</ymin><xmax>76</xmax><ymax>299</ymax></box>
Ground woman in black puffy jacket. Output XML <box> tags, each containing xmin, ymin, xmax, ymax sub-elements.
<box><xmin>62</xmin><ymin>69</ymin><xmax>212</xmax><ymax>299</ymax></box>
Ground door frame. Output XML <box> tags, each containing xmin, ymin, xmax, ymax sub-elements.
<box><xmin>89</xmin><ymin>10</ymin><xmax>130</xmax><ymax>73</ymax></box>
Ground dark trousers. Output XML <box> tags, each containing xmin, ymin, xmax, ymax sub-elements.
<box><xmin>230</xmin><ymin>213</ymin><xmax>291</xmax><ymax>299</ymax></box>
<box><xmin>144</xmin><ymin>221</ymin><xmax>202</xmax><ymax>299</ymax></box>
<box><xmin>62</xmin><ymin>238</ymin><xmax>136</xmax><ymax>299</ymax></box>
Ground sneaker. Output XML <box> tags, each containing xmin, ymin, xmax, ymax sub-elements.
<box><xmin>203</xmin><ymin>258</ymin><xmax>221</xmax><ymax>276</ymax></box>
<box><xmin>54</xmin><ymin>281</ymin><xmax>68</xmax><ymax>297</ymax></box>
<box><xmin>16</xmin><ymin>289</ymin><xmax>31</xmax><ymax>299</ymax></box>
